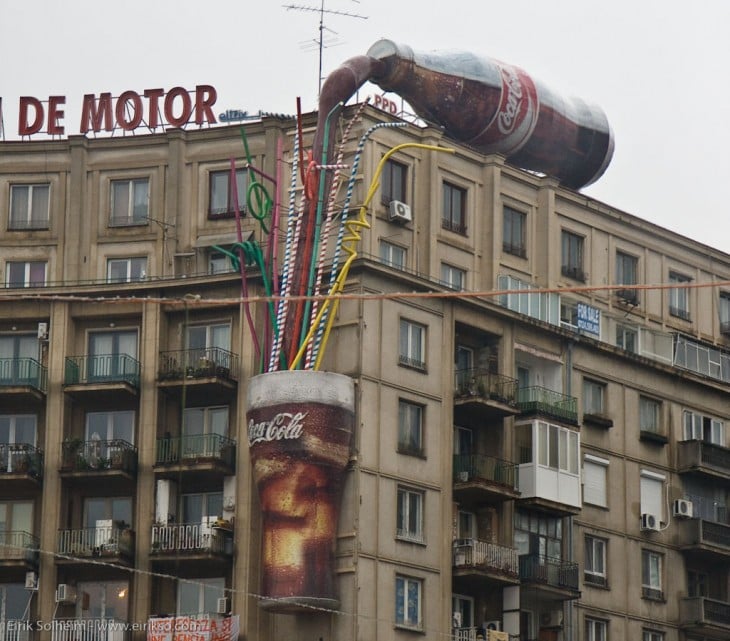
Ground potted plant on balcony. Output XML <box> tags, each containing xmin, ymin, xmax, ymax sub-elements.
<box><xmin>62</xmin><ymin>437</ymin><xmax>85</xmax><ymax>470</ymax></box>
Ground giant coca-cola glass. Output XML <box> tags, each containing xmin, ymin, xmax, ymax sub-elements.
<box><xmin>246</xmin><ymin>370</ymin><xmax>355</xmax><ymax>612</ymax></box>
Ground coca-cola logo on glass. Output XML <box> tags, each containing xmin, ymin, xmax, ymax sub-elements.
<box><xmin>248</xmin><ymin>412</ymin><xmax>306</xmax><ymax>445</ymax></box>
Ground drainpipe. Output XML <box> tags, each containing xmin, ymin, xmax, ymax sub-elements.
<box><xmin>565</xmin><ymin>338</ymin><xmax>575</xmax><ymax>641</ymax></box>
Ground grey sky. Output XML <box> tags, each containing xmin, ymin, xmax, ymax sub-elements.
<box><xmin>3</xmin><ymin>0</ymin><xmax>729</xmax><ymax>252</ymax></box>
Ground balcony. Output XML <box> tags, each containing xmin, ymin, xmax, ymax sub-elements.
<box><xmin>678</xmin><ymin>440</ymin><xmax>730</xmax><ymax>483</ymax></box>
<box><xmin>150</xmin><ymin>522</ymin><xmax>233</xmax><ymax>567</ymax></box>
<box><xmin>454</xmin><ymin>368</ymin><xmax>520</xmax><ymax>423</ymax></box>
<box><xmin>680</xmin><ymin>596</ymin><xmax>730</xmax><ymax>639</ymax></box>
<box><xmin>0</xmin><ymin>357</ymin><xmax>47</xmax><ymax>402</ymax></box>
<box><xmin>60</xmin><ymin>439</ymin><xmax>137</xmax><ymax>486</ymax></box>
<box><xmin>57</xmin><ymin>525</ymin><xmax>134</xmax><ymax>565</ymax></box>
<box><xmin>516</xmin><ymin>386</ymin><xmax>578</xmax><ymax>425</ymax></box>
<box><xmin>64</xmin><ymin>354</ymin><xmax>140</xmax><ymax>399</ymax></box>
<box><xmin>453</xmin><ymin>454</ymin><xmax>520</xmax><ymax>503</ymax></box>
<box><xmin>453</xmin><ymin>539</ymin><xmax>519</xmax><ymax>587</ymax></box>
<box><xmin>158</xmin><ymin>348</ymin><xmax>238</xmax><ymax>403</ymax></box>
<box><xmin>678</xmin><ymin>519</ymin><xmax>730</xmax><ymax>560</ymax></box>
<box><xmin>0</xmin><ymin>531</ymin><xmax>39</xmax><ymax>568</ymax></box>
<box><xmin>0</xmin><ymin>444</ymin><xmax>43</xmax><ymax>486</ymax></box>
<box><xmin>154</xmin><ymin>434</ymin><xmax>235</xmax><ymax>480</ymax></box>
<box><xmin>50</xmin><ymin>619</ymin><xmax>130</xmax><ymax>641</ymax></box>
<box><xmin>1</xmin><ymin>620</ymin><xmax>35</xmax><ymax>641</ymax></box>
<box><xmin>518</xmin><ymin>554</ymin><xmax>580</xmax><ymax>600</ymax></box>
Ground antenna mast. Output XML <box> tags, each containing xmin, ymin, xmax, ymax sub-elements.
<box><xmin>283</xmin><ymin>1</ymin><xmax>368</xmax><ymax>96</ymax></box>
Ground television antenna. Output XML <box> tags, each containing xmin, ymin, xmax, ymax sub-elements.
<box><xmin>283</xmin><ymin>1</ymin><xmax>368</xmax><ymax>96</ymax></box>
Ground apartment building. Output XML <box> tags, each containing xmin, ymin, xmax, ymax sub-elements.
<box><xmin>1</xmin><ymin>103</ymin><xmax>729</xmax><ymax>641</ymax></box>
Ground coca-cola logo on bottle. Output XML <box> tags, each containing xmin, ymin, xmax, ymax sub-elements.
<box><xmin>248</xmin><ymin>412</ymin><xmax>306</xmax><ymax>445</ymax></box>
<box><xmin>497</xmin><ymin>66</ymin><xmax>526</xmax><ymax>135</ymax></box>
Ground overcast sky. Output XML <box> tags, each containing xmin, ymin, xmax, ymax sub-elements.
<box><xmin>3</xmin><ymin>0</ymin><xmax>729</xmax><ymax>253</ymax></box>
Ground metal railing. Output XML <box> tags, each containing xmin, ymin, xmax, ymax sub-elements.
<box><xmin>0</xmin><ymin>530</ymin><xmax>39</xmax><ymax>563</ymax></box>
<box><xmin>0</xmin><ymin>444</ymin><xmax>43</xmax><ymax>477</ymax></box>
<box><xmin>678</xmin><ymin>440</ymin><xmax>730</xmax><ymax>474</ymax></box>
<box><xmin>49</xmin><ymin>619</ymin><xmax>130</xmax><ymax>641</ymax></box>
<box><xmin>518</xmin><ymin>554</ymin><xmax>579</xmax><ymax>591</ymax></box>
<box><xmin>60</xmin><ymin>439</ymin><xmax>137</xmax><ymax>474</ymax></box>
<box><xmin>453</xmin><ymin>539</ymin><xmax>518</xmax><ymax>576</ymax></box>
<box><xmin>1</xmin><ymin>620</ymin><xmax>33</xmax><ymax>641</ymax></box>
<box><xmin>150</xmin><ymin>523</ymin><xmax>230</xmax><ymax>554</ymax></box>
<box><xmin>57</xmin><ymin>526</ymin><xmax>134</xmax><ymax>558</ymax></box>
<box><xmin>155</xmin><ymin>434</ymin><xmax>235</xmax><ymax>466</ymax></box>
<box><xmin>454</xmin><ymin>367</ymin><xmax>518</xmax><ymax>406</ymax></box>
<box><xmin>516</xmin><ymin>386</ymin><xmax>578</xmax><ymax>423</ymax></box>
<box><xmin>64</xmin><ymin>354</ymin><xmax>140</xmax><ymax>387</ymax></box>
<box><xmin>0</xmin><ymin>357</ymin><xmax>47</xmax><ymax>392</ymax></box>
<box><xmin>158</xmin><ymin>347</ymin><xmax>239</xmax><ymax>382</ymax></box>
<box><xmin>453</xmin><ymin>454</ymin><xmax>518</xmax><ymax>490</ymax></box>
<box><xmin>680</xmin><ymin>596</ymin><xmax>730</xmax><ymax>628</ymax></box>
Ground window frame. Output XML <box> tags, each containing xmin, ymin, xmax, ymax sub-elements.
<box><xmin>441</xmin><ymin>181</ymin><xmax>467</xmax><ymax>235</ymax></box>
<box><xmin>106</xmin><ymin>257</ymin><xmax>147</xmax><ymax>283</ymax></box>
<box><xmin>643</xmin><ymin>630</ymin><xmax>664</xmax><ymax>641</ymax></box>
<box><xmin>640</xmin><ymin>469</ymin><xmax>665</xmax><ymax>524</ymax></box>
<box><xmin>397</xmin><ymin>399</ymin><xmax>424</xmax><ymax>457</ymax></box>
<box><xmin>9</xmin><ymin>183</ymin><xmax>50</xmax><ymax>230</ymax></box>
<box><xmin>639</xmin><ymin>396</ymin><xmax>662</xmax><ymax>437</ymax></box>
<box><xmin>396</xmin><ymin>486</ymin><xmax>424</xmax><ymax>543</ymax></box>
<box><xmin>682</xmin><ymin>409</ymin><xmax>725</xmax><ymax>445</ymax></box>
<box><xmin>583</xmin><ymin>455</ymin><xmax>608</xmax><ymax>508</ymax></box>
<box><xmin>503</xmin><ymin>205</ymin><xmax>527</xmax><ymax>258</ymax></box>
<box><xmin>584</xmin><ymin>535</ymin><xmax>608</xmax><ymax>586</ymax></box>
<box><xmin>583</xmin><ymin>379</ymin><xmax>606</xmax><ymax>416</ymax></box>
<box><xmin>616</xmin><ymin>322</ymin><xmax>638</xmax><ymax>353</ymax></box>
<box><xmin>668</xmin><ymin>271</ymin><xmax>691</xmax><ymax>320</ymax></box>
<box><xmin>381</xmin><ymin>158</ymin><xmax>407</xmax><ymax>205</ymax></box>
<box><xmin>379</xmin><ymin>240</ymin><xmax>407</xmax><ymax>269</ymax></box>
<box><xmin>208</xmin><ymin>168</ymin><xmax>248</xmax><ymax>219</ymax></box>
<box><xmin>109</xmin><ymin>177</ymin><xmax>149</xmax><ymax>227</ymax></box>
<box><xmin>440</xmin><ymin>262</ymin><xmax>466</xmax><ymax>291</ymax></box>
<box><xmin>585</xmin><ymin>617</ymin><xmax>607</xmax><ymax>641</ymax></box>
<box><xmin>394</xmin><ymin>574</ymin><xmax>423</xmax><ymax>629</ymax></box>
<box><xmin>398</xmin><ymin>319</ymin><xmax>426</xmax><ymax>371</ymax></box>
<box><xmin>4</xmin><ymin>261</ymin><xmax>47</xmax><ymax>288</ymax></box>
<box><xmin>561</xmin><ymin>230</ymin><xmax>585</xmax><ymax>281</ymax></box>
<box><xmin>719</xmin><ymin>292</ymin><xmax>730</xmax><ymax>333</ymax></box>
<box><xmin>641</xmin><ymin>548</ymin><xmax>663</xmax><ymax>600</ymax></box>
<box><xmin>615</xmin><ymin>250</ymin><xmax>639</xmax><ymax>304</ymax></box>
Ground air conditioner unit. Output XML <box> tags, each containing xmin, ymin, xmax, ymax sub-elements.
<box><xmin>55</xmin><ymin>584</ymin><xmax>77</xmax><ymax>604</ymax></box>
<box><xmin>25</xmin><ymin>571</ymin><xmax>38</xmax><ymax>590</ymax></box>
<box><xmin>641</xmin><ymin>513</ymin><xmax>661</xmax><ymax>532</ymax></box>
<box><xmin>673</xmin><ymin>499</ymin><xmax>693</xmax><ymax>518</ymax></box>
<box><xmin>540</xmin><ymin>611</ymin><xmax>564</xmax><ymax>628</ymax></box>
<box><xmin>389</xmin><ymin>200</ymin><xmax>412</xmax><ymax>223</ymax></box>
<box><xmin>216</xmin><ymin>597</ymin><xmax>229</xmax><ymax>614</ymax></box>
<box><xmin>487</xmin><ymin>631</ymin><xmax>509</xmax><ymax>641</ymax></box>
<box><xmin>484</xmin><ymin>620</ymin><xmax>502</xmax><ymax>631</ymax></box>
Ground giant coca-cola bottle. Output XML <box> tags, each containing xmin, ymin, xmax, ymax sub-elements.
<box><xmin>364</xmin><ymin>39</ymin><xmax>614</xmax><ymax>189</ymax></box>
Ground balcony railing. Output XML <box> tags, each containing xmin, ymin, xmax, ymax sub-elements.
<box><xmin>453</xmin><ymin>628</ymin><xmax>478</xmax><ymax>641</ymax></box>
<box><xmin>0</xmin><ymin>444</ymin><xmax>43</xmax><ymax>478</ymax></box>
<box><xmin>57</xmin><ymin>526</ymin><xmax>134</xmax><ymax>559</ymax></box>
<box><xmin>519</xmin><ymin>554</ymin><xmax>579</xmax><ymax>591</ymax></box>
<box><xmin>678</xmin><ymin>440</ymin><xmax>730</xmax><ymax>477</ymax></box>
<box><xmin>1</xmin><ymin>620</ymin><xmax>34</xmax><ymax>641</ymax></box>
<box><xmin>158</xmin><ymin>348</ymin><xmax>238</xmax><ymax>382</ymax></box>
<box><xmin>150</xmin><ymin>523</ymin><xmax>231</xmax><ymax>555</ymax></box>
<box><xmin>454</xmin><ymin>368</ymin><xmax>518</xmax><ymax>406</ymax></box>
<box><xmin>680</xmin><ymin>596</ymin><xmax>730</xmax><ymax>629</ymax></box>
<box><xmin>680</xmin><ymin>518</ymin><xmax>730</xmax><ymax>551</ymax></box>
<box><xmin>64</xmin><ymin>354</ymin><xmax>140</xmax><ymax>388</ymax></box>
<box><xmin>453</xmin><ymin>454</ymin><xmax>518</xmax><ymax>490</ymax></box>
<box><xmin>60</xmin><ymin>439</ymin><xmax>137</xmax><ymax>474</ymax></box>
<box><xmin>516</xmin><ymin>386</ymin><xmax>578</xmax><ymax>424</ymax></box>
<box><xmin>0</xmin><ymin>530</ymin><xmax>39</xmax><ymax>564</ymax></box>
<box><xmin>453</xmin><ymin>539</ymin><xmax>519</xmax><ymax>577</ymax></box>
<box><xmin>155</xmin><ymin>434</ymin><xmax>235</xmax><ymax>466</ymax></box>
<box><xmin>0</xmin><ymin>357</ymin><xmax>47</xmax><ymax>392</ymax></box>
<box><xmin>50</xmin><ymin>619</ymin><xmax>130</xmax><ymax>641</ymax></box>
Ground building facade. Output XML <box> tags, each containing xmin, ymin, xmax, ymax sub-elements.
<box><xmin>1</xmin><ymin>104</ymin><xmax>730</xmax><ymax>641</ymax></box>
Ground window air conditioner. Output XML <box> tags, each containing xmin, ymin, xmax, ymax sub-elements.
<box><xmin>55</xmin><ymin>584</ymin><xmax>77</xmax><ymax>604</ymax></box>
<box><xmin>673</xmin><ymin>499</ymin><xmax>693</xmax><ymax>518</ymax></box>
<box><xmin>216</xmin><ymin>597</ymin><xmax>229</xmax><ymax>615</ymax></box>
<box><xmin>484</xmin><ymin>620</ymin><xmax>502</xmax><ymax>631</ymax></box>
<box><xmin>640</xmin><ymin>513</ymin><xmax>661</xmax><ymax>532</ymax></box>
<box><xmin>25</xmin><ymin>571</ymin><xmax>38</xmax><ymax>590</ymax></box>
<box><xmin>487</xmin><ymin>631</ymin><xmax>509</xmax><ymax>641</ymax></box>
<box><xmin>389</xmin><ymin>200</ymin><xmax>412</xmax><ymax>224</ymax></box>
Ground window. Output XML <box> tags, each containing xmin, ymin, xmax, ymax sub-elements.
<box><xmin>537</xmin><ymin>422</ymin><xmax>579</xmax><ymax>474</ymax></box>
<box><xmin>456</xmin><ymin>510</ymin><xmax>476</xmax><ymax>539</ymax></box>
<box><xmin>616</xmin><ymin>323</ymin><xmax>638</xmax><ymax>353</ymax></box>
<box><xmin>561</xmin><ymin>231</ymin><xmax>585</xmax><ymax>280</ymax></box>
<box><xmin>687</xmin><ymin>570</ymin><xmax>708</xmax><ymax>598</ymax></box>
<box><xmin>641</xmin><ymin>549</ymin><xmax>663</xmax><ymax>599</ymax></box>
<box><xmin>683</xmin><ymin>410</ymin><xmax>724</xmax><ymax>445</ymax></box>
<box><xmin>643</xmin><ymin>630</ymin><xmax>664</xmax><ymax>641</ymax></box>
<box><xmin>503</xmin><ymin>205</ymin><xmax>526</xmax><ymax>257</ymax></box>
<box><xmin>514</xmin><ymin>510</ymin><xmax>563</xmax><ymax>561</ymax></box>
<box><xmin>183</xmin><ymin>406</ymin><xmax>229</xmax><ymax>457</ymax></box>
<box><xmin>107</xmin><ymin>257</ymin><xmax>147</xmax><ymax>283</ymax></box>
<box><xmin>585</xmin><ymin>618</ymin><xmax>607</xmax><ymax>641</ymax></box>
<box><xmin>560</xmin><ymin>300</ymin><xmax>578</xmax><ymax>330</ymax></box>
<box><xmin>9</xmin><ymin>183</ymin><xmax>49</xmax><ymax>230</ymax></box>
<box><xmin>0</xmin><ymin>415</ymin><xmax>37</xmax><ymax>447</ymax></box>
<box><xmin>209</xmin><ymin>169</ymin><xmax>248</xmax><ymax>218</ymax></box>
<box><xmin>440</xmin><ymin>263</ymin><xmax>465</xmax><ymax>290</ymax></box>
<box><xmin>379</xmin><ymin>240</ymin><xmax>406</xmax><ymax>269</ymax></box>
<box><xmin>639</xmin><ymin>397</ymin><xmax>662</xmax><ymax>436</ymax></box>
<box><xmin>584</xmin><ymin>536</ymin><xmax>607</xmax><ymax>586</ymax></box>
<box><xmin>720</xmin><ymin>292</ymin><xmax>730</xmax><ymax>334</ymax></box>
<box><xmin>76</xmin><ymin>580</ymin><xmax>129</xmax><ymax>621</ymax></box>
<box><xmin>0</xmin><ymin>501</ymin><xmax>33</xmax><ymax>540</ymax></box>
<box><xmin>395</xmin><ymin>575</ymin><xmax>422</xmax><ymax>629</ymax></box>
<box><xmin>0</xmin><ymin>334</ymin><xmax>38</xmax><ymax>385</ymax></box>
<box><xmin>5</xmin><ymin>261</ymin><xmax>47</xmax><ymax>288</ymax></box>
<box><xmin>583</xmin><ymin>379</ymin><xmax>606</xmax><ymax>416</ymax></box>
<box><xmin>87</xmin><ymin>329</ymin><xmax>138</xmax><ymax>381</ymax></box>
<box><xmin>452</xmin><ymin>595</ymin><xmax>474</xmax><ymax>630</ymax></box>
<box><xmin>399</xmin><ymin>319</ymin><xmax>426</xmax><ymax>370</ymax></box>
<box><xmin>669</xmin><ymin>271</ymin><xmax>691</xmax><ymax>320</ymax></box>
<box><xmin>86</xmin><ymin>410</ymin><xmax>135</xmax><ymax>444</ymax></box>
<box><xmin>398</xmin><ymin>400</ymin><xmax>423</xmax><ymax>456</ymax></box>
<box><xmin>84</xmin><ymin>496</ymin><xmax>132</xmax><ymax>531</ymax></box>
<box><xmin>583</xmin><ymin>456</ymin><xmax>608</xmax><ymax>507</ymax></box>
<box><xmin>209</xmin><ymin>251</ymin><xmax>233</xmax><ymax>275</ymax></box>
<box><xmin>615</xmin><ymin>251</ymin><xmax>639</xmax><ymax>304</ymax></box>
<box><xmin>110</xmin><ymin>178</ymin><xmax>149</xmax><ymax>226</ymax></box>
<box><xmin>640</xmin><ymin>470</ymin><xmax>665</xmax><ymax>523</ymax></box>
<box><xmin>396</xmin><ymin>486</ymin><xmax>424</xmax><ymax>542</ymax></box>
<box><xmin>442</xmin><ymin>182</ymin><xmax>466</xmax><ymax>234</ymax></box>
<box><xmin>178</xmin><ymin>577</ymin><xmax>225</xmax><ymax>615</ymax></box>
<box><xmin>381</xmin><ymin>159</ymin><xmax>407</xmax><ymax>204</ymax></box>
